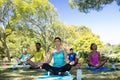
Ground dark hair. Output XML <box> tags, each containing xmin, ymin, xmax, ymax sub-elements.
<box><xmin>90</xmin><ymin>43</ymin><xmax>97</xmax><ymax>50</ymax></box>
<box><xmin>70</xmin><ymin>48</ymin><xmax>73</xmax><ymax>51</ymax></box>
<box><xmin>36</xmin><ymin>42</ymin><xmax>41</xmax><ymax>46</ymax></box>
<box><xmin>54</xmin><ymin>37</ymin><xmax>61</xmax><ymax>42</ymax></box>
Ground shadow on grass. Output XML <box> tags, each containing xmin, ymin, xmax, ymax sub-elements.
<box><xmin>0</xmin><ymin>63</ymin><xmax>120</xmax><ymax>80</ymax></box>
<box><xmin>0</xmin><ymin>67</ymin><xmax>45</xmax><ymax>80</ymax></box>
<box><xmin>70</xmin><ymin>63</ymin><xmax>120</xmax><ymax>80</ymax></box>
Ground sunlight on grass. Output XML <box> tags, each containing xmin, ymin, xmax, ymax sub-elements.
<box><xmin>0</xmin><ymin>62</ymin><xmax>120</xmax><ymax>80</ymax></box>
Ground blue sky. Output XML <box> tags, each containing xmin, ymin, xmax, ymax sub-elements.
<box><xmin>49</xmin><ymin>0</ymin><xmax>120</xmax><ymax>45</ymax></box>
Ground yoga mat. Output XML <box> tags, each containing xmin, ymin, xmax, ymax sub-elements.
<box><xmin>37</xmin><ymin>72</ymin><xmax>73</xmax><ymax>80</ymax></box>
<box><xmin>86</xmin><ymin>66</ymin><xmax>112</xmax><ymax>72</ymax></box>
<box><xmin>9</xmin><ymin>65</ymin><xmax>30</xmax><ymax>70</ymax></box>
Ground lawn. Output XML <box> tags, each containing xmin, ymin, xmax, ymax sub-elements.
<box><xmin>0</xmin><ymin>61</ymin><xmax>120</xmax><ymax>80</ymax></box>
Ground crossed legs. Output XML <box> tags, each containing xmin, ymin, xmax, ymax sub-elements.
<box><xmin>88</xmin><ymin>59</ymin><xmax>107</xmax><ymax>68</ymax></box>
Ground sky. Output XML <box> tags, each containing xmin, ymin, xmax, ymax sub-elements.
<box><xmin>49</xmin><ymin>0</ymin><xmax>120</xmax><ymax>45</ymax></box>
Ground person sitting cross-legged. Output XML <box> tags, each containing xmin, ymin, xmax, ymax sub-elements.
<box><xmin>87</xmin><ymin>43</ymin><xmax>107</xmax><ymax>68</ymax></box>
<box><xmin>36</xmin><ymin>37</ymin><xmax>75</xmax><ymax>75</ymax></box>
<box><xmin>26</xmin><ymin>43</ymin><xmax>47</xmax><ymax>69</ymax></box>
<box><xmin>16</xmin><ymin>48</ymin><xmax>31</xmax><ymax>65</ymax></box>
<box><xmin>67</xmin><ymin>48</ymin><xmax>80</xmax><ymax>66</ymax></box>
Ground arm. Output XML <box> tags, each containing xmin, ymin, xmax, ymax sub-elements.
<box><xmin>63</xmin><ymin>48</ymin><xmax>70</xmax><ymax>63</ymax></box>
<box><xmin>67</xmin><ymin>54</ymin><xmax>69</xmax><ymax>62</ymax></box>
<box><xmin>46</xmin><ymin>50</ymin><xmax>53</xmax><ymax>63</ymax></box>
<box><xmin>43</xmin><ymin>52</ymin><xmax>49</xmax><ymax>63</ymax></box>
<box><xmin>27</xmin><ymin>54</ymin><xmax>33</xmax><ymax>61</ymax></box>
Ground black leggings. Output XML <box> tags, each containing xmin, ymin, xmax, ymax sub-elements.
<box><xmin>42</xmin><ymin>63</ymin><xmax>71</xmax><ymax>75</ymax></box>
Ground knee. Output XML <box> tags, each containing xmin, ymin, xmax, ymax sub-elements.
<box><xmin>42</xmin><ymin>63</ymin><xmax>49</xmax><ymax>68</ymax></box>
<box><xmin>43</xmin><ymin>63</ymin><xmax>49</xmax><ymax>66</ymax></box>
<box><xmin>67</xmin><ymin>64</ymin><xmax>72</xmax><ymax>69</ymax></box>
<box><xmin>27</xmin><ymin>60</ymin><xmax>30</xmax><ymax>63</ymax></box>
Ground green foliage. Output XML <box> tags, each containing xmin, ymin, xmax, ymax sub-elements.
<box><xmin>6</xmin><ymin>26</ymin><xmax>35</xmax><ymax>57</ymax></box>
<box><xmin>13</xmin><ymin>0</ymin><xmax>58</xmax><ymax>54</ymax></box>
<box><xmin>1</xmin><ymin>0</ymin><xmax>119</xmax><ymax>62</ymax></box>
<box><xmin>78</xmin><ymin>51</ymin><xmax>88</xmax><ymax>58</ymax></box>
<box><xmin>108</xmin><ymin>53</ymin><xmax>120</xmax><ymax>63</ymax></box>
<box><xmin>0</xmin><ymin>0</ymin><xmax>6</xmax><ymax>7</ymax></box>
<box><xmin>112</xmin><ymin>44</ymin><xmax>120</xmax><ymax>53</ymax></box>
<box><xmin>109</xmin><ymin>57</ymin><xmax>118</xmax><ymax>62</ymax></box>
<box><xmin>73</xmin><ymin>26</ymin><xmax>103</xmax><ymax>53</ymax></box>
<box><xmin>0</xmin><ymin>46</ymin><xmax>5</xmax><ymax>58</ymax></box>
<box><xmin>0</xmin><ymin>0</ymin><xmax>15</xmax><ymax>61</ymax></box>
<box><xmin>69</xmin><ymin>0</ymin><xmax>120</xmax><ymax>13</ymax></box>
<box><xmin>78</xmin><ymin>51</ymin><xmax>88</xmax><ymax>63</ymax></box>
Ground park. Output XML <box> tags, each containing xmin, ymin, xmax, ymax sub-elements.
<box><xmin>0</xmin><ymin>0</ymin><xmax>120</xmax><ymax>80</ymax></box>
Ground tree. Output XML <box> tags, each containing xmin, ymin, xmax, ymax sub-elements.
<box><xmin>7</xmin><ymin>26</ymin><xmax>36</xmax><ymax>57</ymax></box>
<box><xmin>0</xmin><ymin>0</ymin><xmax>15</xmax><ymax>61</ymax></box>
<box><xmin>73</xmin><ymin>26</ymin><xmax>103</xmax><ymax>52</ymax></box>
<box><xmin>0</xmin><ymin>0</ymin><xmax>34</xmax><ymax>61</ymax></box>
<box><xmin>63</xmin><ymin>25</ymin><xmax>80</xmax><ymax>49</ymax></box>
<box><xmin>69</xmin><ymin>0</ymin><xmax>120</xmax><ymax>13</ymax></box>
<box><xmin>14</xmin><ymin>0</ymin><xmax>58</xmax><ymax>55</ymax></box>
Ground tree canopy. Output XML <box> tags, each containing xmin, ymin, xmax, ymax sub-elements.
<box><xmin>69</xmin><ymin>0</ymin><xmax>120</xmax><ymax>13</ymax></box>
<box><xmin>0</xmin><ymin>0</ymin><xmax>120</xmax><ymax>62</ymax></box>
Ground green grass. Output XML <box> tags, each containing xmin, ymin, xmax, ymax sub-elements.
<box><xmin>0</xmin><ymin>62</ymin><xmax>120</xmax><ymax>80</ymax></box>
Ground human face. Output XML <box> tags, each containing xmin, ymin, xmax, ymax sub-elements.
<box><xmin>54</xmin><ymin>39</ymin><xmax>61</xmax><ymax>47</ymax></box>
<box><xmin>23</xmin><ymin>50</ymin><xmax>27</xmax><ymax>55</ymax></box>
<box><xmin>91</xmin><ymin>44</ymin><xmax>97</xmax><ymax>50</ymax></box>
<box><xmin>70</xmin><ymin>50</ymin><xmax>73</xmax><ymax>53</ymax></box>
<box><xmin>36</xmin><ymin>44</ymin><xmax>41</xmax><ymax>50</ymax></box>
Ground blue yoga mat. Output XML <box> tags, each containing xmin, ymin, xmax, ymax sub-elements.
<box><xmin>37</xmin><ymin>72</ymin><xmax>73</xmax><ymax>80</ymax></box>
<box><xmin>86</xmin><ymin>66</ymin><xmax>112</xmax><ymax>72</ymax></box>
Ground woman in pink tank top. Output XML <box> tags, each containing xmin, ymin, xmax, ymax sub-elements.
<box><xmin>88</xmin><ymin>43</ymin><xmax>107</xmax><ymax>68</ymax></box>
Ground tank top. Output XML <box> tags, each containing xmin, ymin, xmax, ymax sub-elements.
<box><xmin>89</xmin><ymin>51</ymin><xmax>99</xmax><ymax>65</ymax></box>
<box><xmin>53</xmin><ymin>49</ymin><xmax>65</xmax><ymax>67</ymax></box>
<box><xmin>20</xmin><ymin>54</ymin><xmax>30</xmax><ymax>61</ymax></box>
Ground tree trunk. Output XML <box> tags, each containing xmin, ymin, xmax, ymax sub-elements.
<box><xmin>3</xmin><ymin>41</ymin><xmax>11</xmax><ymax>62</ymax></box>
<box><xmin>2</xmin><ymin>33</ymin><xmax>11</xmax><ymax>62</ymax></box>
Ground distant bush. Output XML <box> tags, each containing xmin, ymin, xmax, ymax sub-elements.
<box><xmin>108</xmin><ymin>53</ymin><xmax>120</xmax><ymax>63</ymax></box>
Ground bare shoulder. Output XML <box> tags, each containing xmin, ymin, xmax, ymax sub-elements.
<box><xmin>89</xmin><ymin>51</ymin><xmax>92</xmax><ymax>55</ymax></box>
<box><xmin>50</xmin><ymin>49</ymin><xmax>54</xmax><ymax>55</ymax></box>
